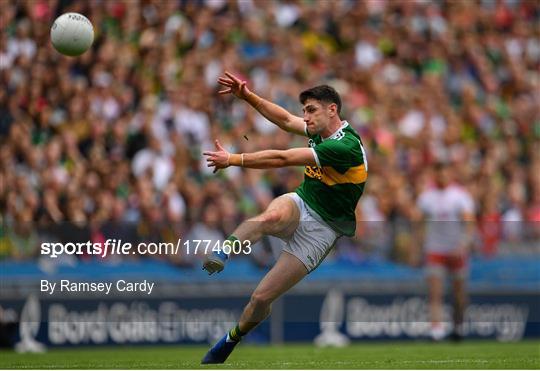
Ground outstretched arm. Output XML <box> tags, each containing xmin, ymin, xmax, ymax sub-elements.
<box><xmin>218</xmin><ymin>71</ymin><xmax>307</xmax><ymax>136</ymax></box>
<box><xmin>204</xmin><ymin>140</ymin><xmax>316</xmax><ymax>172</ymax></box>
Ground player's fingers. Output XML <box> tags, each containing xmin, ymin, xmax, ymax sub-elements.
<box><xmin>218</xmin><ymin>82</ymin><xmax>233</xmax><ymax>89</ymax></box>
<box><xmin>218</xmin><ymin>74</ymin><xmax>232</xmax><ymax>81</ymax></box>
<box><xmin>225</xmin><ymin>71</ymin><xmax>242</xmax><ymax>84</ymax></box>
<box><xmin>217</xmin><ymin>77</ymin><xmax>233</xmax><ymax>86</ymax></box>
<box><xmin>215</xmin><ymin>139</ymin><xmax>225</xmax><ymax>151</ymax></box>
<box><xmin>218</xmin><ymin>82</ymin><xmax>233</xmax><ymax>90</ymax></box>
<box><xmin>218</xmin><ymin>88</ymin><xmax>232</xmax><ymax>95</ymax></box>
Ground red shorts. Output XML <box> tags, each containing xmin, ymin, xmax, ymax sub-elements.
<box><xmin>426</xmin><ymin>252</ymin><xmax>468</xmax><ymax>277</ymax></box>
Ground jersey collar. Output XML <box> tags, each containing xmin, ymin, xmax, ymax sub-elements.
<box><xmin>322</xmin><ymin>121</ymin><xmax>349</xmax><ymax>141</ymax></box>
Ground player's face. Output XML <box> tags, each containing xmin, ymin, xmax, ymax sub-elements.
<box><xmin>302</xmin><ymin>99</ymin><xmax>331</xmax><ymax>135</ymax></box>
<box><xmin>434</xmin><ymin>167</ymin><xmax>450</xmax><ymax>188</ymax></box>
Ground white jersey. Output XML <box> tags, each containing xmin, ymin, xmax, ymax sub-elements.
<box><xmin>417</xmin><ymin>185</ymin><xmax>474</xmax><ymax>253</ymax></box>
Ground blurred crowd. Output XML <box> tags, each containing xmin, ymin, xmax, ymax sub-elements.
<box><xmin>1</xmin><ymin>0</ymin><xmax>539</xmax><ymax>266</ymax></box>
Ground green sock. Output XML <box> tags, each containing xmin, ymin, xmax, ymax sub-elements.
<box><xmin>224</xmin><ymin>235</ymin><xmax>239</xmax><ymax>256</ymax></box>
<box><xmin>226</xmin><ymin>235</ymin><xmax>239</xmax><ymax>243</ymax></box>
<box><xmin>228</xmin><ymin>324</ymin><xmax>246</xmax><ymax>342</ymax></box>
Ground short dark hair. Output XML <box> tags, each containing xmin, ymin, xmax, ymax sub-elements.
<box><xmin>433</xmin><ymin>161</ymin><xmax>448</xmax><ymax>171</ymax></box>
<box><xmin>299</xmin><ymin>85</ymin><xmax>342</xmax><ymax>114</ymax></box>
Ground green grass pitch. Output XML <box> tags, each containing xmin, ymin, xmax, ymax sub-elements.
<box><xmin>1</xmin><ymin>340</ymin><xmax>539</xmax><ymax>369</ymax></box>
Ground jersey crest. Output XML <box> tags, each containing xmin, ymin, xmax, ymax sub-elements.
<box><xmin>305</xmin><ymin>165</ymin><xmax>322</xmax><ymax>180</ymax></box>
<box><xmin>304</xmin><ymin>164</ymin><xmax>367</xmax><ymax>185</ymax></box>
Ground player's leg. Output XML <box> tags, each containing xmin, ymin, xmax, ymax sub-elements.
<box><xmin>426</xmin><ymin>255</ymin><xmax>446</xmax><ymax>341</ymax></box>
<box><xmin>428</xmin><ymin>274</ymin><xmax>445</xmax><ymax>340</ymax></box>
<box><xmin>233</xmin><ymin>193</ymin><xmax>300</xmax><ymax>241</ymax></box>
<box><xmin>236</xmin><ymin>195</ymin><xmax>339</xmax><ymax>334</ymax></box>
<box><xmin>203</xmin><ymin>194</ymin><xmax>300</xmax><ymax>274</ymax></box>
<box><xmin>450</xmin><ymin>276</ymin><xmax>467</xmax><ymax>340</ymax></box>
<box><xmin>238</xmin><ymin>251</ymin><xmax>307</xmax><ymax>332</ymax></box>
<box><xmin>450</xmin><ymin>258</ymin><xmax>468</xmax><ymax>340</ymax></box>
<box><xmin>201</xmin><ymin>195</ymin><xmax>304</xmax><ymax>364</ymax></box>
<box><xmin>201</xmin><ymin>252</ymin><xmax>307</xmax><ymax>364</ymax></box>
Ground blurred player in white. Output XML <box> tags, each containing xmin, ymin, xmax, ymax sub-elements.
<box><xmin>416</xmin><ymin>162</ymin><xmax>475</xmax><ymax>341</ymax></box>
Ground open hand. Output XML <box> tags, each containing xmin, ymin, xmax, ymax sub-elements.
<box><xmin>203</xmin><ymin>140</ymin><xmax>230</xmax><ymax>173</ymax></box>
<box><xmin>217</xmin><ymin>71</ymin><xmax>251</xmax><ymax>100</ymax></box>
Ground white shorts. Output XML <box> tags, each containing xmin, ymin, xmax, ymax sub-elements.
<box><xmin>282</xmin><ymin>193</ymin><xmax>340</xmax><ymax>273</ymax></box>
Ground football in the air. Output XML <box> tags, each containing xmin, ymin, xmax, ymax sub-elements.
<box><xmin>50</xmin><ymin>12</ymin><xmax>94</xmax><ymax>57</ymax></box>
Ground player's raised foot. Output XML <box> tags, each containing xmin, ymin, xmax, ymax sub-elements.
<box><xmin>202</xmin><ymin>250</ymin><xmax>229</xmax><ymax>275</ymax></box>
<box><xmin>201</xmin><ymin>333</ymin><xmax>239</xmax><ymax>364</ymax></box>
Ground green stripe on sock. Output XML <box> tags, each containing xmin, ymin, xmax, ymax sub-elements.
<box><xmin>228</xmin><ymin>324</ymin><xmax>245</xmax><ymax>342</ymax></box>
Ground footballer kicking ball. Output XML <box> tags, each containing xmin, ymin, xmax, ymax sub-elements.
<box><xmin>50</xmin><ymin>13</ymin><xmax>94</xmax><ymax>57</ymax></box>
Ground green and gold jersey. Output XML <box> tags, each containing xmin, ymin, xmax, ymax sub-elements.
<box><xmin>296</xmin><ymin>121</ymin><xmax>368</xmax><ymax>237</ymax></box>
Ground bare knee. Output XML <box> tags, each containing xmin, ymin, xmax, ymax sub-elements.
<box><xmin>258</xmin><ymin>209</ymin><xmax>284</xmax><ymax>233</ymax></box>
<box><xmin>261</xmin><ymin>209</ymin><xmax>281</xmax><ymax>224</ymax></box>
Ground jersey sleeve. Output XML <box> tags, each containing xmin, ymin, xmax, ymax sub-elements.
<box><xmin>313</xmin><ymin>138</ymin><xmax>360</xmax><ymax>168</ymax></box>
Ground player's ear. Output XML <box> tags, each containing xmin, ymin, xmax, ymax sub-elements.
<box><xmin>328</xmin><ymin>103</ymin><xmax>337</xmax><ymax>117</ymax></box>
